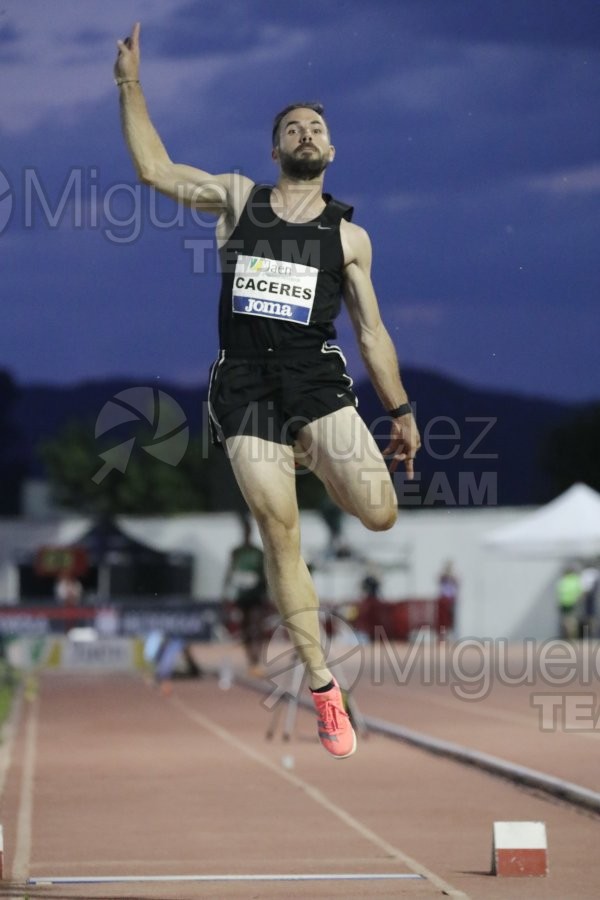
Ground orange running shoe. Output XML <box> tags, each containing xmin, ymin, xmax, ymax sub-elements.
<box><xmin>311</xmin><ymin>678</ymin><xmax>357</xmax><ymax>759</ymax></box>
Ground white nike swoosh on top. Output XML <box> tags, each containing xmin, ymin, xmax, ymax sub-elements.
<box><xmin>317</xmin><ymin>224</ymin><xmax>331</xmax><ymax>230</ymax></box>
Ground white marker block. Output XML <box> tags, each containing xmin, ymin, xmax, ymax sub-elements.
<box><xmin>492</xmin><ymin>821</ymin><xmax>548</xmax><ymax>877</ymax></box>
<box><xmin>0</xmin><ymin>823</ymin><xmax>4</xmax><ymax>880</ymax></box>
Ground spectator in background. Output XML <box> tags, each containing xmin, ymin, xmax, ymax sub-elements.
<box><xmin>355</xmin><ymin>573</ymin><xmax>385</xmax><ymax>641</ymax></box>
<box><xmin>579</xmin><ymin>563</ymin><xmax>599</xmax><ymax>638</ymax></box>
<box><xmin>223</xmin><ymin>516</ymin><xmax>269</xmax><ymax>677</ymax></box>
<box><xmin>54</xmin><ymin>570</ymin><xmax>84</xmax><ymax>634</ymax></box>
<box><xmin>54</xmin><ymin>570</ymin><xmax>83</xmax><ymax>607</ymax></box>
<box><xmin>437</xmin><ymin>561</ymin><xmax>459</xmax><ymax>637</ymax></box>
<box><xmin>319</xmin><ymin>495</ymin><xmax>353</xmax><ymax>559</ymax></box>
<box><xmin>556</xmin><ymin>565</ymin><xmax>582</xmax><ymax>640</ymax></box>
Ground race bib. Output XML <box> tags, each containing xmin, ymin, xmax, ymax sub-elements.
<box><xmin>232</xmin><ymin>254</ymin><xmax>319</xmax><ymax>326</ymax></box>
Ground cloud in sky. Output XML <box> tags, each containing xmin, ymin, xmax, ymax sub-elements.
<box><xmin>1</xmin><ymin>0</ymin><xmax>599</xmax><ymax>403</ymax></box>
<box><xmin>526</xmin><ymin>163</ymin><xmax>600</xmax><ymax>195</ymax></box>
<box><xmin>0</xmin><ymin>0</ymin><xmax>193</xmax><ymax>133</ymax></box>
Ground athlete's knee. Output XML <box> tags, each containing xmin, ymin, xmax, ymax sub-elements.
<box><xmin>352</xmin><ymin>477</ymin><xmax>398</xmax><ymax>531</ymax></box>
<box><xmin>359</xmin><ymin>502</ymin><xmax>398</xmax><ymax>532</ymax></box>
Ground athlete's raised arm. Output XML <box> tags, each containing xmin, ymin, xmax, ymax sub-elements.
<box><xmin>114</xmin><ymin>22</ymin><xmax>253</xmax><ymax>221</ymax></box>
<box><xmin>341</xmin><ymin>220</ymin><xmax>421</xmax><ymax>476</ymax></box>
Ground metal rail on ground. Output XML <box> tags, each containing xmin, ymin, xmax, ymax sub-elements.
<box><xmin>238</xmin><ymin>674</ymin><xmax>600</xmax><ymax>817</ymax></box>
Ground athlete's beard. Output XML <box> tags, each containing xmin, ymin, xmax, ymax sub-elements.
<box><xmin>278</xmin><ymin>147</ymin><xmax>329</xmax><ymax>181</ymax></box>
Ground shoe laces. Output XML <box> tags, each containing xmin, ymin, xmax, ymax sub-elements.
<box><xmin>318</xmin><ymin>693</ymin><xmax>347</xmax><ymax>732</ymax></box>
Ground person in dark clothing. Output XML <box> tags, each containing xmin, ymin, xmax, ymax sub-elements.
<box><xmin>115</xmin><ymin>23</ymin><xmax>420</xmax><ymax>758</ymax></box>
<box><xmin>223</xmin><ymin>516</ymin><xmax>269</xmax><ymax>675</ymax></box>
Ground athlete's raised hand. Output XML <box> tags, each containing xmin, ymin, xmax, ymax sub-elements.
<box><xmin>114</xmin><ymin>21</ymin><xmax>141</xmax><ymax>83</ymax></box>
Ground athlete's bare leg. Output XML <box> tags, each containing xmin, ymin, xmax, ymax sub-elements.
<box><xmin>294</xmin><ymin>406</ymin><xmax>398</xmax><ymax>530</ymax></box>
<box><xmin>226</xmin><ymin>435</ymin><xmax>333</xmax><ymax>689</ymax></box>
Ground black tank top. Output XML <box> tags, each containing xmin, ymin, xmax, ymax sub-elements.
<box><xmin>217</xmin><ymin>185</ymin><xmax>353</xmax><ymax>355</ymax></box>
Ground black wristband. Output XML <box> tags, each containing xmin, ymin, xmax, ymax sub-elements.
<box><xmin>388</xmin><ymin>402</ymin><xmax>412</xmax><ymax>418</ymax></box>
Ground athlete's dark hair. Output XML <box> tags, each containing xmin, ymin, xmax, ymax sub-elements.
<box><xmin>271</xmin><ymin>102</ymin><xmax>328</xmax><ymax>147</ymax></box>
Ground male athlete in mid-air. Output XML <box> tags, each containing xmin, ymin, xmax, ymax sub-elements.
<box><xmin>115</xmin><ymin>22</ymin><xmax>420</xmax><ymax>758</ymax></box>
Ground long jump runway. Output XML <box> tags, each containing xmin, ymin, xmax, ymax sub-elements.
<box><xmin>1</xmin><ymin>665</ymin><xmax>599</xmax><ymax>899</ymax></box>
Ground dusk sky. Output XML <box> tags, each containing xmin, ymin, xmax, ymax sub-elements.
<box><xmin>1</xmin><ymin>0</ymin><xmax>599</xmax><ymax>403</ymax></box>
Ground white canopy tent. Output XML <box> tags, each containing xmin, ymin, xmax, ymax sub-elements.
<box><xmin>484</xmin><ymin>483</ymin><xmax>600</xmax><ymax>559</ymax></box>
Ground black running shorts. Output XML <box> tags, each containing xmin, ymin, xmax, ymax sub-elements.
<box><xmin>208</xmin><ymin>344</ymin><xmax>357</xmax><ymax>446</ymax></box>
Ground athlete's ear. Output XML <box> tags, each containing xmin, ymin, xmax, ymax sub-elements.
<box><xmin>328</xmin><ymin>144</ymin><xmax>336</xmax><ymax>162</ymax></box>
<box><xmin>271</xmin><ymin>146</ymin><xmax>279</xmax><ymax>163</ymax></box>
